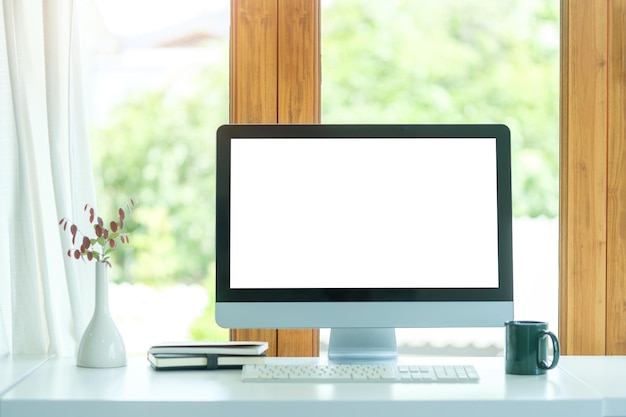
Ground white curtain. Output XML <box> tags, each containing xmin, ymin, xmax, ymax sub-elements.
<box><xmin>1</xmin><ymin>0</ymin><xmax>95</xmax><ymax>355</ymax></box>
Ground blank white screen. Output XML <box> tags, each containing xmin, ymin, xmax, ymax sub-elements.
<box><xmin>230</xmin><ymin>138</ymin><xmax>499</xmax><ymax>289</ymax></box>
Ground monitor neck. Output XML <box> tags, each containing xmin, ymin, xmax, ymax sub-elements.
<box><xmin>328</xmin><ymin>328</ymin><xmax>397</xmax><ymax>364</ymax></box>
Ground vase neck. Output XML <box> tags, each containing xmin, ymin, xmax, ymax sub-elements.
<box><xmin>95</xmin><ymin>262</ymin><xmax>110</xmax><ymax>315</ymax></box>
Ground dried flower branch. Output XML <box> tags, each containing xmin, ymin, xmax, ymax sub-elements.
<box><xmin>59</xmin><ymin>198</ymin><xmax>136</xmax><ymax>267</ymax></box>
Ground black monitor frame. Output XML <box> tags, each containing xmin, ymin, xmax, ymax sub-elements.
<box><xmin>216</xmin><ymin>124</ymin><xmax>513</xmax><ymax>306</ymax></box>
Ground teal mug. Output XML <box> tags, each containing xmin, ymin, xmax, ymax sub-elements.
<box><xmin>505</xmin><ymin>320</ymin><xmax>560</xmax><ymax>375</ymax></box>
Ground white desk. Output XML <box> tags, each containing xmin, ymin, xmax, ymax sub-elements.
<box><xmin>560</xmin><ymin>356</ymin><xmax>626</xmax><ymax>417</ymax></box>
<box><xmin>0</xmin><ymin>354</ymin><xmax>50</xmax><ymax>397</ymax></box>
<box><xmin>0</xmin><ymin>356</ymin><xmax>604</xmax><ymax>417</ymax></box>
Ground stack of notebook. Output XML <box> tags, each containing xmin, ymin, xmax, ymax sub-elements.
<box><xmin>147</xmin><ymin>341</ymin><xmax>268</xmax><ymax>370</ymax></box>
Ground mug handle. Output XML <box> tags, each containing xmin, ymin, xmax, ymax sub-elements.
<box><xmin>538</xmin><ymin>329</ymin><xmax>560</xmax><ymax>370</ymax></box>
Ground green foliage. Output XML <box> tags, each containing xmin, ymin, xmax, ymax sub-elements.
<box><xmin>89</xmin><ymin>2</ymin><xmax>559</xmax><ymax>345</ymax></box>
<box><xmin>91</xmin><ymin>52</ymin><xmax>229</xmax><ymax>285</ymax></box>
<box><xmin>86</xmin><ymin>0</ymin><xmax>559</xmax><ymax>340</ymax></box>
<box><xmin>321</xmin><ymin>0</ymin><xmax>559</xmax><ymax>218</ymax></box>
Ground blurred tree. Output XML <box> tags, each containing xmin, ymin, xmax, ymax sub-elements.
<box><xmin>91</xmin><ymin>62</ymin><xmax>228</xmax><ymax>285</ymax></box>
<box><xmin>321</xmin><ymin>0</ymin><xmax>559</xmax><ymax>218</ymax></box>
<box><xmin>88</xmin><ymin>0</ymin><xmax>558</xmax><ymax>341</ymax></box>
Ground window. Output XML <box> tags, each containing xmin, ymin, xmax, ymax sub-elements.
<box><xmin>79</xmin><ymin>0</ymin><xmax>561</xmax><ymax>357</ymax></box>
<box><xmin>79</xmin><ymin>0</ymin><xmax>230</xmax><ymax>354</ymax></box>
<box><xmin>321</xmin><ymin>0</ymin><xmax>559</xmax><ymax>355</ymax></box>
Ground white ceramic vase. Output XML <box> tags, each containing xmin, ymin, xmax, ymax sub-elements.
<box><xmin>76</xmin><ymin>262</ymin><xmax>127</xmax><ymax>368</ymax></box>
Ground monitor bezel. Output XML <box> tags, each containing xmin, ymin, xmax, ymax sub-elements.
<box><xmin>216</xmin><ymin>124</ymin><xmax>513</xmax><ymax>305</ymax></box>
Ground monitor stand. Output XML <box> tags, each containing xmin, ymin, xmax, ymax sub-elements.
<box><xmin>327</xmin><ymin>328</ymin><xmax>398</xmax><ymax>363</ymax></box>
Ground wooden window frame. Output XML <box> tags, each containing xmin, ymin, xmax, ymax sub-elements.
<box><xmin>229</xmin><ymin>0</ymin><xmax>626</xmax><ymax>356</ymax></box>
<box><xmin>560</xmin><ymin>0</ymin><xmax>626</xmax><ymax>355</ymax></box>
<box><xmin>228</xmin><ymin>0</ymin><xmax>320</xmax><ymax>357</ymax></box>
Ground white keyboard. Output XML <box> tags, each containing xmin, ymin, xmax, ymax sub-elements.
<box><xmin>241</xmin><ymin>363</ymin><xmax>479</xmax><ymax>383</ymax></box>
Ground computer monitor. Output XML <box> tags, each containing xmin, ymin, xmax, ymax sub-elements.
<box><xmin>215</xmin><ymin>124</ymin><xmax>514</xmax><ymax>362</ymax></box>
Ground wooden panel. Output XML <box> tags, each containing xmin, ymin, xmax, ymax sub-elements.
<box><xmin>274</xmin><ymin>0</ymin><xmax>321</xmax><ymax>357</ymax></box>
<box><xmin>277</xmin><ymin>0</ymin><xmax>321</xmax><ymax>123</ymax></box>
<box><xmin>229</xmin><ymin>0</ymin><xmax>280</xmax><ymax>356</ymax></box>
<box><xmin>230</xmin><ymin>329</ymin><xmax>278</xmax><ymax>356</ymax></box>
<box><xmin>277</xmin><ymin>329</ymin><xmax>320</xmax><ymax>357</ymax></box>
<box><xmin>230</xmin><ymin>0</ymin><xmax>278</xmax><ymax>123</ymax></box>
<box><xmin>559</xmin><ymin>0</ymin><xmax>608</xmax><ymax>354</ymax></box>
<box><xmin>229</xmin><ymin>0</ymin><xmax>320</xmax><ymax>357</ymax></box>
<box><xmin>606</xmin><ymin>1</ymin><xmax>626</xmax><ymax>355</ymax></box>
